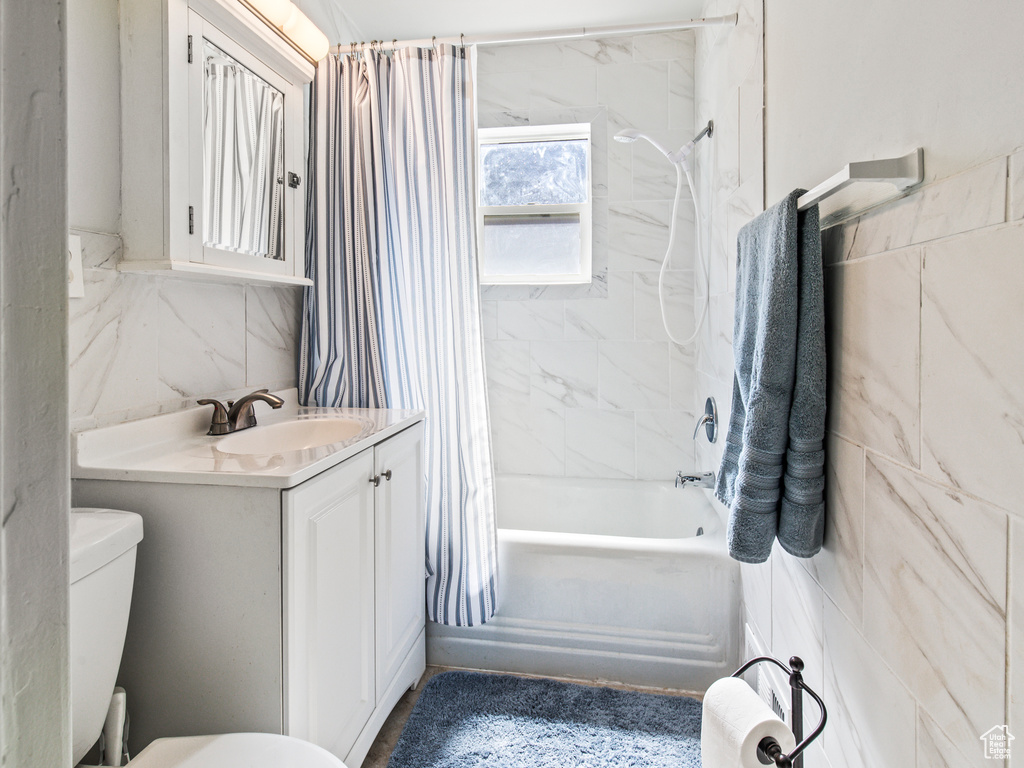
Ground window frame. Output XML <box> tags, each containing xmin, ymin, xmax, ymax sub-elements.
<box><xmin>476</xmin><ymin>122</ymin><xmax>593</xmax><ymax>286</ymax></box>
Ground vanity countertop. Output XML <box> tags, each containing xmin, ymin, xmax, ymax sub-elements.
<box><xmin>72</xmin><ymin>390</ymin><xmax>424</xmax><ymax>489</ymax></box>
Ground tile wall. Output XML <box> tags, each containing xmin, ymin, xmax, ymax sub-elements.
<box><xmin>68</xmin><ymin>229</ymin><xmax>303</xmax><ymax>431</ymax></box>
<box><xmin>698</xmin><ymin>26</ymin><xmax>1023</xmax><ymax>760</ymax></box>
<box><xmin>477</xmin><ymin>31</ymin><xmax>700</xmax><ymax>481</ymax></box>
<box><xmin>692</xmin><ymin>0</ymin><xmax>764</xmax><ymax>484</ymax></box>
<box><xmin>808</xmin><ymin>158</ymin><xmax>1018</xmax><ymax>768</ymax></box>
<box><xmin>67</xmin><ymin>0</ymin><xmax>303</xmax><ymax>432</ymax></box>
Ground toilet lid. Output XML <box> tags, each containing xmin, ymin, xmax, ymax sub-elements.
<box><xmin>128</xmin><ymin>733</ymin><xmax>349</xmax><ymax>768</ymax></box>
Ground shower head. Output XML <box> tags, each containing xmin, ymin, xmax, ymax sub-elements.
<box><xmin>613</xmin><ymin>121</ymin><xmax>714</xmax><ymax>166</ymax></box>
<box><xmin>613</xmin><ymin>128</ymin><xmax>675</xmax><ymax>161</ymax></box>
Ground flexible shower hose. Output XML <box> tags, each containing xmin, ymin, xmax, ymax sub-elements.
<box><xmin>658</xmin><ymin>160</ymin><xmax>709</xmax><ymax>347</ymax></box>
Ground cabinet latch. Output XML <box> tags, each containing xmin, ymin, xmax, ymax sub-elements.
<box><xmin>188</xmin><ymin>205</ymin><xmax>194</xmax><ymax>235</ymax></box>
<box><xmin>288</xmin><ymin>172</ymin><xmax>301</xmax><ymax>189</ymax></box>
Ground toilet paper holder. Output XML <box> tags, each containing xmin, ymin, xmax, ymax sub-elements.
<box><xmin>731</xmin><ymin>655</ymin><xmax>827</xmax><ymax>768</ymax></box>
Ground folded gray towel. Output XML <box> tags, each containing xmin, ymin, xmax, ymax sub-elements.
<box><xmin>778</xmin><ymin>204</ymin><xmax>826</xmax><ymax>557</ymax></box>
<box><xmin>715</xmin><ymin>190</ymin><xmax>826</xmax><ymax>563</ymax></box>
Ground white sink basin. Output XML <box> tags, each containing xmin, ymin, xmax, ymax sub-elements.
<box><xmin>215</xmin><ymin>418</ymin><xmax>370</xmax><ymax>455</ymax></box>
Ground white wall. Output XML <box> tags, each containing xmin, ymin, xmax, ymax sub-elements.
<box><xmin>477</xmin><ymin>32</ymin><xmax>700</xmax><ymax>481</ymax></box>
<box><xmin>1</xmin><ymin>1</ymin><xmax>71</xmax><ymax>765</ymax></box>
<box><xmin>694</xmin><ymin>1</ymin><xmax>1024</xmax><ymax>766</ymax></box>
<box><xmin>294</xmin><ymin>0</ymin><xmax>363</xmax><ymax>44</ymax></box>
<box><xmin>765</xmin><ymin>0</ymin><xmax>1024</xmax><ymax>199</ymax></box>
<box><xmin>68</xmin><ymin>0</ymin><xmax>121</xmax><ymax>234</ymax></box>
<box><xmin>67</xmin><ymin>0</ymin><xmax>304</xmax><ymax>431</ymax></box>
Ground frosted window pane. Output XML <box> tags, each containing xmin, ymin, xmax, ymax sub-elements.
<box><xmin>482</xmin><ymin>214</ymin><xmax>581</xmax><ymax>277</ymax></box>
<box><xmin>480</xmin><ymin>139</ymin><xmax>588</xmax><ymax>206</ymax></box>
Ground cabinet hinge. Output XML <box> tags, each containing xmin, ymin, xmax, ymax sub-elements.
<box><xmin>188</xmin><ymin>205</ymin><xmax>194</xmax><ymax>235</ymax></box>
<box><xmin>188</xmin><ymin>34</ymin><xmax>193</xmax><ymax>64</ymax></box>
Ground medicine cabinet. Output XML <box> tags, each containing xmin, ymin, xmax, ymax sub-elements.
<box><xmin>119</xmin><ymin>0</ymin><xmax>314</xmax><ymax>285</ymax></box>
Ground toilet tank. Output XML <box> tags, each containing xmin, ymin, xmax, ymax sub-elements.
<box><xmin>70</xmin><ymin>508</ymin><xmax>144</xmax><ymax>766</ymax></box>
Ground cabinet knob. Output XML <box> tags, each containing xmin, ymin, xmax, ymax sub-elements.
<box><xmin>383</xmin><ymin>469</ymin><xmax>392</xmax><ymax>482</ymax></box>
<box><xmin>369</xmin><ymin>474</ymin><xmax>381</xmax><ymax>487</ymax></box>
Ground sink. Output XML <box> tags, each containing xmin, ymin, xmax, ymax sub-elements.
<box><xmin>215</xmin><ymin>418</ymin><xmax>370</xmax><ymax>455</ymax></box>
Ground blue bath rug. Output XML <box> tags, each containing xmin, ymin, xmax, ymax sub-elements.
<box><xmin>386</xmin><ymin>671</ymin><xmax>702</xmax><ymax>768</ymax></box>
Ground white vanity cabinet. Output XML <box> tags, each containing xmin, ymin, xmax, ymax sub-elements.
<box><xmin>71</xmin><ymin>420</ymin><xmax>426</xmax><ymax>767</ymax></box>
<box><xmin>119</xmin><ymin>0</ymin><xmax>313</xmax><ymax>285</ymax></box>
<box><xmin>284</xmin><ymin>424</ymin><xmax>426</xmax><ymax>764</ymax></box>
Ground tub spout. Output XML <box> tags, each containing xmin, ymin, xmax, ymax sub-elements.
<box><xmin>676</xmin><ymin>471</ymin><xmax>716</xmax><ymax>489</ymax></box>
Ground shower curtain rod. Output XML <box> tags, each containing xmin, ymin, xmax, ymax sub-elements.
<box><xmin>330</xmin><ymin>14</ymin><xmax>737</xmax><ymax>55</ymax></box>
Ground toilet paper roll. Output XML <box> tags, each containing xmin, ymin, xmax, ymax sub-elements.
<box><xmin>701</xmin><ymin>677</ymin><xmax>796</xmax><ymax>768</ymax></box>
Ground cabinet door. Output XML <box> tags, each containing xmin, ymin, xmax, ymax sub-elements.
<box><xmin>186</xmin><ymin>10</ymin><xmax>304</xmax><ymax>280</ymax></box>
<box><xmin>373</xmin><ymin>424</ymin><xmax>426</xmax><ymax>694</ymax></box>
<box><xmin>283</xmin><ymin>449</ymin><xmax>375</xmax><ymax>760</ymax></box>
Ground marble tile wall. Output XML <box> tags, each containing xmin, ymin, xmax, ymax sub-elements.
<box><xmin>478</xmin><ymin>32</ymin><xmax>700</xmax><ymax>481</ymax></box>
<box><xmin>68</xmin><ymin>229</ymin><xmax>303</xmax><ymax>431</ymax></box>
<box><xmin>693</xmin><ymin>0</ymin><xmax>767</xmax><ymax>724</ymax></box>
<box><xmin>696</xmin><ymin>2</ymin><xmax>1019</xmax><ymax>764</ymax></box>
<box><xmin>801</xmin><ymin>160</ymin><xmax>1021</xmax><ymax>768</ymax></box>
<box><xmin>703</xmin><ymin>147</ymin><xmax>1023</xmax><ymax>765</ymax></box>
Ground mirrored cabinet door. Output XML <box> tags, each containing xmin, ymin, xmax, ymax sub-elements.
<box><xmin>202</xmin><ymin>39</ymin><xmax>285</xmax><ymax>261</ymax></box>
<box><xmin>187</xmin><ymin>10</ymin><xmax>303</xmax><ymax>278</ymax></box>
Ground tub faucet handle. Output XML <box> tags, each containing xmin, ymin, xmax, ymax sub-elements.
<box><xmin>692</xmin><ymin>413</ymin><xmax>714</xmax><ymax>440</ymax></box>
<box><xmin>692</xmin><ymin>397</ymin><xmax>718</xmax><ymax>442</ymax></box>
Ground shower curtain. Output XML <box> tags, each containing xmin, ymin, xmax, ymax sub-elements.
<box><xmin>299</xmin><ymin>45</ymin><xmax>497</xmax><ymax>627</ymax></box>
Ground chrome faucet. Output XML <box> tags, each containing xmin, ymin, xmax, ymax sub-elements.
<box><xmin>198</xmin><ymin>389</ymin><xmax>284</xmax><ymax>436</ymax></box>
<box><xmin>676</xmin><ymin>471</ymin><xmax>716</xmax><ymax>489</ymax></box>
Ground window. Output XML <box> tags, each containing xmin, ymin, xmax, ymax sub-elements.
<box><xmin>477</xmin><ymin>123</ymin><xmax>592</xmax><ymax>285</ymax></box>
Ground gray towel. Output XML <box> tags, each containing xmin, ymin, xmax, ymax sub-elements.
<box><xmin>778</xmin><ymin>202</ymin><xmax>826</xmax><ymax>557</ymax></box>
<box><xmin>715</xmin><ymin>191</ymin><xmax>826</xmax><ymax>563</ymax></box>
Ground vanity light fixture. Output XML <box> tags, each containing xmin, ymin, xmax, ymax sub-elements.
<box><xmin>241</xmin><ymin>0</ymin><xmax>330</xmax><ymax>61</ymax></box>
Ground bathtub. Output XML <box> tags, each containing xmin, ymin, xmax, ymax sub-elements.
<box><xmin>427</xmin><ymin>475</ymin><xmax>741</xmax><ymax>692</ymax></box>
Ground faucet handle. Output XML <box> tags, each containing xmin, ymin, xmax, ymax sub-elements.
<box><xmin>692</xmin><ymin>413</ymin><xmax>714</xmax><ymax>440</ymax></box>
<box><xmin>676</xmin><ymin>470</ymin><xmax>717</xmax><ymax>489</ymax></box>
<box><xmin>198</xmin><ymin>398</ymin><xmax>230</xmax><ymax>436</ymax></box>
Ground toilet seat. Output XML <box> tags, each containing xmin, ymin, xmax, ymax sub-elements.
<box><xmin>127</xmin><ymin>733</ymin><xmax>349</xmax><ymax>768</ymax></box>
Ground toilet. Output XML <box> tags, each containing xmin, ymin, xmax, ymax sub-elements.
<box><xmin>70</xmin><ymin>508</ymin><xmax>347</xmax><ymax>768</ymax></box>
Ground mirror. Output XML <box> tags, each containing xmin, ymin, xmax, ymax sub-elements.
<box><xmin>202</xmin><ymin>39</ymin><xmax>285</xmax><ymax>261</ymax></box>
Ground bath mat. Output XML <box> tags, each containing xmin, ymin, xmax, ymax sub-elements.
<box><xmin>386</xmin><ymin>671</ymin><xmax>702</xmax><ymax>768</ymax></box>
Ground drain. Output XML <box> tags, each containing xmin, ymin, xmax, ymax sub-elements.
<box><xmin>696</xmin><ymin>526</ymin><xmax>704</xmax><ymax>536</ymax></box>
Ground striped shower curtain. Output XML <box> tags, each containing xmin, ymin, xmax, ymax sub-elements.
<box><xmin>300</xmin><ymin>45</ymin><xmax>497</xmax><ymax>627</ymax></box>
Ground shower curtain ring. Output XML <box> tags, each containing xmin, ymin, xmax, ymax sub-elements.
<box><xmin>460</xmin><ymin>33</ymin><xmax>465</xmax><ymax>49</ymax></box>
<box><xmin>432</xmin><ymin>35</ymin><xmax>437</xmax><ymax>52</ymax></box>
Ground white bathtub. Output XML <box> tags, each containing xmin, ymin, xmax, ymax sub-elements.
<box><xmin>427</xmin><ymin>475</ymin><xmax>741</xmax><ymax>691</ymax></box>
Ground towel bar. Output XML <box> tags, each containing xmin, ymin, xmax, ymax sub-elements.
<box><xmin>796</xmin><ymin>148</ymin><xmax>924</xmax><ymax>227</ymax></box>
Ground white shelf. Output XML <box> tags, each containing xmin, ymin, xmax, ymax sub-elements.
<box><xmin>118</xmin><ymin>259</ymin><xmax>312</xmax><ymax>287</ymax></box>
